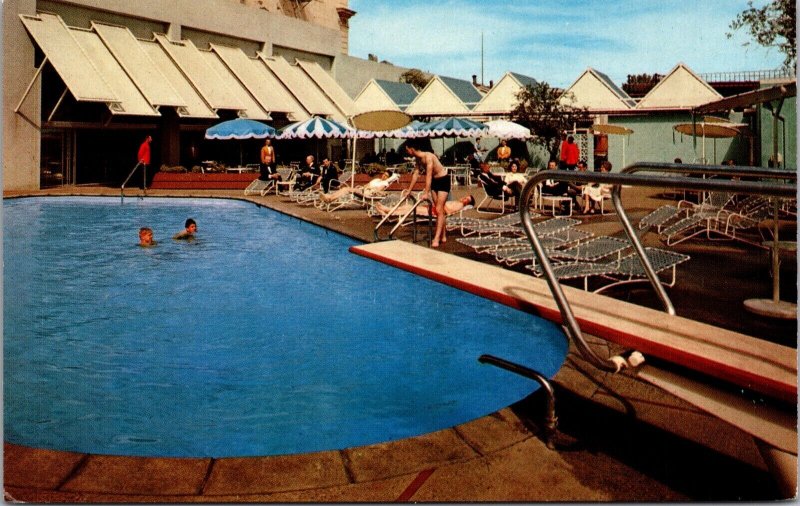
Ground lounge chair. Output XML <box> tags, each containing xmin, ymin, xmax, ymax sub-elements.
<box><xmin>638</xmin><ymin>205</ymin><xmax>680</xmax><ymax>234</ymax></box>
<box><xmin>594</xmin><ymin>248</ymin><xmax>691</xmax><ymax>293</ymax></box>
<box><xmin>660</xmin><ymin>191</ymin><xmax>736</xmax><ymax>246</ymax></box>
<box><xmin>526</xmin><ymin>247</ymin><xmax>690</xmax><ymax>292</ymax></box>
<box><xmin>476</xmin><ymin>179</ymin><xmax>510</xmax><ymax>215</ymax></box>
<box><xmin>243</xmin><ymin>178</ymin><xmax>273</xmax><ymax>196</ymax></box>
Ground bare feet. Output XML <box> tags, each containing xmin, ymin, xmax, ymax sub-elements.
<box><xmin>431</xmin><ymin>241</ymin><xmax>440</xmax><ymax>248</ymax></box>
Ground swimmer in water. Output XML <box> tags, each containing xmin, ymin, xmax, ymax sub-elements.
<box><xmin>139</xmin><ymin>227</ymin><xmax>156</xmax><ymax>247</ymax></box>
<box><xmin>173</xmin><ymin>218</ymin><xmax>197</xmax><ymax>240</ymax></box>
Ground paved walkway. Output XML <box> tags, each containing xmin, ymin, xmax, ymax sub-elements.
<box><xmin>3</xmin><ymin>184</ymin><xmax>795</xmax><ymax>501</ymax></box>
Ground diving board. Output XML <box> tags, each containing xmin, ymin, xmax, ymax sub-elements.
<box><xmin>350</xmin><ymin>241</ymin><xmax>796</xmax><ymax>404</ymax></box>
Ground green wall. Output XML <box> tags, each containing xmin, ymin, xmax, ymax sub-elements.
<box><xmin>607</xmin><ymin>112</ymin><xmax>750</xmax><ymax>171</ymax></box>
<box><xmin>758</xmin><ymin>93</ymin><xmax>796</xmax><ymax>169</ymax></box>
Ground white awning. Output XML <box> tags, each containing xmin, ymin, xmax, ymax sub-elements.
<box><xmin>261</xmin><ymin>56</ymin><xmax>341</xmax><ymax>120</ymax></box>
<box><xmin>139</xmin><ymin>40</ymin><xmax>217</xmax><ymax>119</ymax></box>
<box><xmin>209</xmin><ymin>44</ymin><xmax>306</xmax><ymax>118</ymax></box>
<box><xmin>296</xmin><ymin>60</ymin><xmax>357</xmax><ymax>118</ymax></box>
<box><xmin>69</xmin><ymin>28</ymin><xmax>158</xmax><ymax>116</ymax></box>
<box><xmin>198</xmin><ymin>49</ymin><xmax>270</xmax><ymax>120</ymax></box>
<box><xmin>19</xmin><ymin>13</ymin><xmax>117</xmax><ymax>103</ymax></box>
<box><xmin>155</xmin><ymin>34</ymin><xmax>243</xmax><ymax>111</ymax></box>
<box><xmin>92</xmin><ymin>22</ymin><xmax>185</xmax><ymax>108</ymax></box>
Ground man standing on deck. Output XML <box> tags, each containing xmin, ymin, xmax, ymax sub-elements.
<box><xmin>403</xmin><ymin>141</ymin><xmax>450</xmax><ymax>248</ymax></box>
<box><xmin>137</xmin><ymin>135</ymin><xmax>152</xmax><ymax>186</ymax></box>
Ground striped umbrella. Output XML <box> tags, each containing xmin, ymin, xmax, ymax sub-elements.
<box><xmin>279</xmin><ymin>116</ymin><xmax>355</xmax><ymax>140</ymax></box>
<box><xmin>205</xmin><ymin>118</ymin><xmax>278</xmax><ymax>166</ymax></box>
<box><xmin>414</xmin><ymin>117</ymin><xmax>488</xmax><ymax>138</ymax></box>
<box><xmin>204</xmin><ymin>118</ymin><xmax>278</xmax><ymax>140</ymax></box>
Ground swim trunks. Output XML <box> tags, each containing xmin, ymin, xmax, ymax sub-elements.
<box><xmin>431</xmin><ymin>174</ymin><xmax>451</xmax><ymax>193</ymax></box>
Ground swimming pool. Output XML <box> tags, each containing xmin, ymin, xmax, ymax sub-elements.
<box><xmin>4</xmin><ymin>196</ymin><xmax>567</xmax><ymax>458</ymax></box>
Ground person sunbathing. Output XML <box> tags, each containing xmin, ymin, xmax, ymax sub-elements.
<box><xmin>320</xmin><ymin>171</ymin><xmax>399</xmax><ymax>203</ymax></box>
<box><xmin>374</xmin><ymin>194</ymin><xmax>475</xmax><ymax>218</ymax></box>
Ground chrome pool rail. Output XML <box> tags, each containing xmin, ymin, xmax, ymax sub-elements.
<box><xmin>518</xmin><ymin>165</ymin><xmax>796</xmax><ymax>373</ymax></box>
<box><xmin>478</xmin><ymin>354</ymin><xmax>558</xmax><ymax>450</ymax></box>
<box><xmin>120</xmin><ymin>162</ymin><xmax>147</xmax><ymax>204</ymax></box>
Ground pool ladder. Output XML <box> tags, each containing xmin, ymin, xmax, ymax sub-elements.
<box><xmin>120</xmin><ymin>162</ymin><xmax>147</xmax><ymax>203</ymax></box>
<box><xmin>478</xmin><ymin>354</ymin><xmax>558</xmax><ymax>449</ymax></box>
<box><xmin>373</xmin><ymin>192</ymin><xmax>434</xmax><ymax>245</ymax></box>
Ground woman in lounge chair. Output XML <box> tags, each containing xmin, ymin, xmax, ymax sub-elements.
<box><xmin>581</xmin><ymin>161</ymin><xmax>612</xmax><ymax>214</ymax></box>
<box><xmin>319</xmin><ymin>171</ymin><xmax>399</xmax><ymax>203</ymax></box>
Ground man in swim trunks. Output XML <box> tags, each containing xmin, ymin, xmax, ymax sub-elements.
<box><xmin>404</xmin><ymin>141</ymin><xmax>450</xmax><ymax>248</ymax></box>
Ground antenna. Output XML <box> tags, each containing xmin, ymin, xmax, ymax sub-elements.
<box><xmin>481</xmin><ymin>31</ymin><xmax>484</xmax><ymax>85</ymax></box>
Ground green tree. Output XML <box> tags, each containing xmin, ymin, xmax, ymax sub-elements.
<box><xmin>728</xmin><ymin>0</ymin><xmax>796</xmax><ymax>70</ymax></box>
<box><xmin>400</xmin><ymin>69</ymin><xmax>431</xmax><ymax>91</ymax></box>
<box><xmin>511</xmin><ymin>82</ymin><xmax>589</xmax><ymax>162</ymax></box>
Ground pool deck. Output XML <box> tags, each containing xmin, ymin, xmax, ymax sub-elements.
<box><xmin>3</xmin><ymin>184</ymin><xmax>797</xmax><ymax>502</ymax></box>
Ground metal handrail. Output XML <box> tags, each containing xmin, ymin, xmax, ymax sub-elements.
<box><xmin>373</xmin><ymin>193</ymin><xmax>433</xmax><ymax>244</ymax></box>
<box><xmin>519</xmin><ymin>167</ymin><xmax>796</xmax><ymax>373</ymax></box>
<box><xmin>478</xmin><ymin>354</ymin><xmax>558</xmax><ymax>449</ymax></box>
<box><xmin>120</xmin><ymin>162</ymin><xmax>147</xmax><ymax>203</ymax></box>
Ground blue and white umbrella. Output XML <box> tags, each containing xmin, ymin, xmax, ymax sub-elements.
<box><xmin>279</xmin><ymin>116</ymin><xmax>355</xmax><ymax>140</ymax></box>
<box><xmin>414</xmin><ymin>117</ymin><xmax>488</xmax><ymax>138</ymax></box>
<box><xmin>205</xmin><ymin>118</ymin><xmax>278</xmax><ymax>166</ymax></box>
<box><xmin>205</xmin><ymin>118</ymin><xmax>278</xmax><ymax>140</ymax></box>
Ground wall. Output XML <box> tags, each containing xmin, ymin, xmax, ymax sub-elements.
<box><xmin>607</xmin><ymin>113</ymin><xmax>749</xmax><ymax>170</ymax></box>
<box><xmin>332</xmin><ymin>53</ymin><xmax>411</xmax><ymax>98</ymax></box>
<box><xmin>3</xmin><ymin>0</ymin><xmax>41</xmax><ymax>191</ymax></box>
<box><xmin>758</xmin><ymin>82</ymin><xmax>796</xmax><ymax>169</ymax></box>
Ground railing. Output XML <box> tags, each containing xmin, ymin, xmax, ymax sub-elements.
<box><xmin>373</xmin><ymin>193</ymin><xmax>433</xmax><ymax>244</ymax></box>
<box><xmin>699</xmin><ymin>69</ymin><xmax>795</xmax><ymax>83</ymax></box>
<box><xmin>518</xmin><ymin>164</ymin><xmax>796</xmax><ymax>373</ymax></box>
<box><xmin>478</xmin><ymin>354</ymin><xmax>558</xmax><ymax>449</ymax></box>
<box><xmin>120</xmin><ymin>162</ymin><xmax>147</xmax><ymax>204</ymax></box>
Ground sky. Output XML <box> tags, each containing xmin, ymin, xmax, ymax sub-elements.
<box><xmin>347</xmin><ymin>0</ymin><xmax>788</xmax><ymax>89</ymax></box>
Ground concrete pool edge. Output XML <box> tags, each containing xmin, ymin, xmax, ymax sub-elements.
<box><xmin>4</xmin><ymin>404</ymin><xmax>542</xmax><ymax>501</ymax></box>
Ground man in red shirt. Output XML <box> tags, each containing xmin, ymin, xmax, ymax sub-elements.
<box><xmin>138</xmin><ymin>135</ymin><xmax>152</xmax><ymax>170</ymax></box>
<box><xmin>561</xmin><ymin>135</ymin><xmax>579</xmax><ymax>170</ymax></box>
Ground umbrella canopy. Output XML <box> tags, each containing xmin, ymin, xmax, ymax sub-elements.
<box><xmin>674</xmin><ymin>122</ymin><xmax>742</xmax><ymax>139</ymax></box>
<box><xmin>350</xmin><ymin>110</ymin><xmax>412</xmax><ymax>132</ymax></box>
<box><xmin>414</xmin><ymin>117</ymin><xmax>488</xmax><ymax>138</ymax></box>
<box><xmin>592</xmin><ymin>124</ymin><xmax>634</xmax><ymax>136</ymax></box>
<box><xmin>205</xmin><ymin>118</ymin><xmax>278</xmax><ymax>140</ymax></box>
<box><xmin>483</xmin><ymin>119</ymin><xmax>532</xmax><ymax>139</ymax></box>
<box><xmin>279</xmin><ymin>116</ymin><xmax>355</xmax><ymax>139</ymax></box>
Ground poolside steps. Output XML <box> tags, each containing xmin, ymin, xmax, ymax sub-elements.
<box><xmin>350</xmin><ymin>240</ymin><xmax>796</xmax><ymax>452</ymax></box>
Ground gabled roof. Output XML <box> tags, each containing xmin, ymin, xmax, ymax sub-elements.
<box><xmin>472</xmin><ymin>71</ymin><xmax>538</xmax><ymax>115</ymax></box>
<box><xmin>404</xmin><ymin>75</ymin><xmax>484</xmax><ymax>116</ymax></box>
<box><xmin>374</xmin><ymin>80</ymin><xmax>419</xmax><ymax>110</ymax></box>
<box><xmin>559</xmin><ymin>67</ymin><xmax>636</xmax><ymax>111</ymax></box>
<box><xmin>635</xmin><ymin>63</ymin><xmax>722</xmax><ymax>110</ymax></box>
<box><xmin>353</xmin><ymin>79</ymin><xmax>402</xmax><ymax>113</ymax></box>
<box><xmin>509</xmin><ymin>72</ymin><xmax>538</xmax><ymax>88</ymax></box>
<box><xmin>439</xmin><ymin>75</ymin><xmax>484</xmax><ymax>108</ymax></box>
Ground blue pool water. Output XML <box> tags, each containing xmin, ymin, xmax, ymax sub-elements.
<box><xmin>4</xmin><ymin>197</ymin><xmax>567</xmax><ymax>458</ymax></box>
